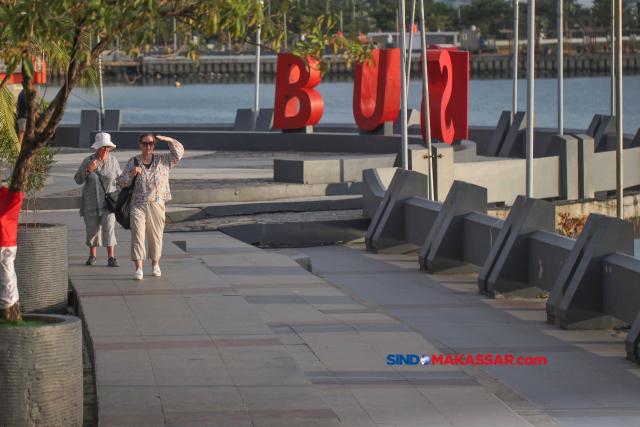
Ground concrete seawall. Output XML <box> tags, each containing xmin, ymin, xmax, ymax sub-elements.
<box><xmin>47</xmin><ymin>53</ymin><xmax>640</xmax><ymax>79</ymax></box>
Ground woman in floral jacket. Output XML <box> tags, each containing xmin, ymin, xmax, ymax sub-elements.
<box><xmin>117</xmin><ymin>133</ymin><xmax>184</xmax><ymax>280</ymax></box>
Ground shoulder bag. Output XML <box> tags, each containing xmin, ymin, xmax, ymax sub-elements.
<box><xmin>115</xmin><ymin>157</ymin><xmax>139</xmax><ymax>230</ymax></box>
<box><xmin>93</xmin><ymin>156</ymin><xmax>119</xmax><ymax>214</ymax></box>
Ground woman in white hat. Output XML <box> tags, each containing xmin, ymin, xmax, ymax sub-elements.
<box><xmin>74</xmin><ymin>132</ymin><xmax>122</xmax><ymax>267</ymax></box>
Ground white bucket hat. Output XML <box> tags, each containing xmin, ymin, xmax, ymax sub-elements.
<box><xmin>91</xmin><ymin>132</ymin><xmax>117</xmax><ymax>150</ymax></box>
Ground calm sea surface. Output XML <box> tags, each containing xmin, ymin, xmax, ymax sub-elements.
<box><xmin>45</xmin><ymin>75</ymin><xmax>640</xmax><ymax>134</ymax></box>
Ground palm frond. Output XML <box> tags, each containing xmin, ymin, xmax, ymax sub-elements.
<box><xmin>0</xmin><ymin>86</ymin><xmax>19</xmax><ymax>166</ymax></box>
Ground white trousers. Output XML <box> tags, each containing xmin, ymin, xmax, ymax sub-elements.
<box><xmin>0</xmin><ymin>246</ymin><xmax>18</xmax><ymax>309</ymax></box>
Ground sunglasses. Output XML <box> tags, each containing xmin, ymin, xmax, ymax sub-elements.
<box><xmin>140</xmin><ymin>141</ymin><xmax>155</xmax><ymax>146</ymax></box>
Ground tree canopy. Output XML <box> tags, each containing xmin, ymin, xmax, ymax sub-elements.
<box><xmin>0</xmin><ymin>0</ymin><xmax>371</xmax><ymax>193</ymax></box>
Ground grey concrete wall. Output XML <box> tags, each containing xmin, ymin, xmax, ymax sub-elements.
<box><xmin>79</xmin><ymin>110</ymin><xmax>99</xmax><ymax>148</ymax></box>
<box><xmin>462</xmin><ymin>213</ymin><xmax>504</xmax><ymax>268</ymax></box>
<box><xmin>275</xmin><ymin>155</ymin><xmax>395</xmax><ymax>184</ymax></box>
<box><xmin>404</xmin><ymin>197</ymin><xmax>442</xmax><ymax>247</ymax></box>
<box><xmin>49</xmin><ymin>124</ymin><xmax>81</xmax><ymax>148</ymax></box>
<box><xmin>420</xmin><ymin>181</ymin><xmax>488</xmax><ymax>274</ymax></box>
<box><xmin>432</xmin><ymin>143</ymin><xmax>454</xmax><ymax>202</ymax></box>
<box><xmin>362</xmin><ymin>168</ymin><xmax>396</xmax><ymax>218</ymax></box>
<box><xmin>546</xmin><ymin>135</ymin><xmax>579</xmax><ymax>200</ymax></box>
<box><xmin>528</xmin><ymin>231</ymin><xmax>575</xmax><ymax>293</ymax></box>
<box><xmin>602</xmin><ymin>253</ymin><xmax>640</xmax><ymax>326</ymax></box>
<box><xmin>454</xmin><ymin>156</ymin><xmax>560</xmax><ymax>204</ymax></box>
<box><xmin>91</xmin><ymin>130</ymin><xmax>407</xmax><ymax>154</ymax></box>
<box><xmin>368</xmin><ymin>169</ymin><xmax>430</xmax><ymax>253</ymax></box>
<box><xmin>479</xmin><ymin>197</ymin><xmax>557</xmax><ymax>298</ymax></box>
<box><xmin>593</xmin><ymin>147</ymin><xmax>640</xmax><ymax>193</ymax></box>
<box><xmin>547</xmin><ymin>214</ymin><xmax>635</xmax><ymax>329</ymax></box>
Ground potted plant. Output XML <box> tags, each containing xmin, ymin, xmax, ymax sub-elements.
<box><xmin>0</xmin><ymin>314</ymin><xmax>83</xmax><ymax>426</ymax></box>
<box><xmin>7</xmin><ymin>142</ymin><xmax>68</xmax><ymax>314</ymax></box>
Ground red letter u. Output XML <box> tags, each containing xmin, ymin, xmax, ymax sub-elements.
<box><xmin>352</xmin><ymin>49</ymin><xmax>401</xmax><ymax>132</ymax></box>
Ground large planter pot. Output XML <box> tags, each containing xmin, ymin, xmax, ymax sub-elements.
<box><xmin>0</xmin><ymin>314</ymin><xmax>83</xmax><ymax>426</ymax></box>
<box><xmin>15</xmin><ymin>224</ymin><xmax>68</xmax><ymax>314</ymax></box>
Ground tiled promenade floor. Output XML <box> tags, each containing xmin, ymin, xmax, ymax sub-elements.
<box><xmin>35</xmin><ymin>210</ymin><xmax>538</xmax><ymax>427</ymax></box>
<box><xmin>299</xmin><ymin>244</ymin><xmax>640</xmax><ymax>427</ymax></box>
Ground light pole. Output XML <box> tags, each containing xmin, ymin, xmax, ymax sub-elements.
<box><xmin>406</xmin><ymin>0</ymin><xmax>417</xmax><ymax>96</ymax></box>
<box><xmin>526</xmin><ymin>0</ymin><xmax>535</xmax><ymax>198</ymax></box>
<box><xmin>615</xmin><ymin>0</ymin><xmax>623</xmax><ymax>218</ymax></box>
<box><xmin>97</xmin><ymin>36</ymin><xmax>105</xmax><ymax>131</ymax></box>
<box><xmin>610</xmin><ymin>0</ymin><xmax>615</xmax><ymax>116</ymax></box>
<box><xmin>513</xmin><ymin>0</ymin><xmax>519</xmax><ymax>115</ymax></box>
<box><xmin>254</xmin><ymin>0</ymin><xmax>263</xmax><ymax>125</ymax></box>
<box><xmin>418</xmin><ymin>0</ymin><xmax>433</xmax><ymax>199</ymax></box>
<box><xmin>173</xmin><ymin>18</ymin><xmax>177</xmax><ymax>52</ymax></box>
<box><xmin>557</xmin><ymin>0</ymin><xmax>563</xmax><ymax>135</ymax></box>
<box><xmin>399</xmin><ymin>0</ymin><xmax>409</xmax><ymax>171</ymax></box>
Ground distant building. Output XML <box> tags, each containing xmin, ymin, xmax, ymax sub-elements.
<box><xmin>368</xmin><ymin>31</ymin><xmax>459</xmax><ymax>50</ymax></box>
<box><xmin>433</xmin><ymin>0</ymin><xmax>472</xmax><ymax>7</ymax></box>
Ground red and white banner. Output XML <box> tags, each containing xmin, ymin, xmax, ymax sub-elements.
<box><xmin>0</xmin><ymin>187</ymin><xmax>23</xmax><ymax>309</ymax></box>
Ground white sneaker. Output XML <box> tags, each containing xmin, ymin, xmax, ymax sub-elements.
<box><xmin>152</xmin><ymin>264</ymin><xmax>161</xmax><ymax>277</ymax></box>
<box><xmin>133</xmin><ymin>269</ymin><xmax>143</xmax><ymax>280</ymax></box>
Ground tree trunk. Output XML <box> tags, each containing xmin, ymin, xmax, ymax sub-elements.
<box><xmin>9</xmin><ymin>136</ymin><xmax>38</xmax><ymax>193</ymax></box>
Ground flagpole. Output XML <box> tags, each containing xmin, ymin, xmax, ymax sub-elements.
<box><xmin>418</xmin><ymin>0</ymin><xmax>433</xmax><ymax>199</ymax></box>
<box><xmin>526</xmin><ymin>0</ymin><xmax>535</xmax><ymax>198</ymax></box>
<box><xmin>399</xmin><ymin>0</ymin><xmax>409</xmax><ymax>171</ymax></box>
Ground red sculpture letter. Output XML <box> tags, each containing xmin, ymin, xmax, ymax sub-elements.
<box><xmin>273</xmin><ymin>54</ymin><xmax>324</xmax><ymax>129</ymax></box>
<box><xmin>353</xmin><ymin>49</ymin><xmax>401</xmax><ymax>132</ymax></box>
<box><xmin>420</xmin><ymin>45</ymin><xmax>469</xmax><ymax>144</ymax></box>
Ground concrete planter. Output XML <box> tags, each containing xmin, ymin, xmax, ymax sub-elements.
<box><xmin>0</xmin><ymin>314</ymin><xmax>83</xmax><ymax>426</ymax></box>
<box><xmin>15</xmin><ymin>224</ymin><xmax>68</xmax><ymax>314</ymax></box>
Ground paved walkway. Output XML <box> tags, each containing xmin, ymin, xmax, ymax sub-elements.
<box><xmin>35</xmin><ymin>210</ymin><xmax>537</xmax><ymax>427</ymax></box>
<box><xmin>298</xmin><ymin>244</ymin><xmax>640</xmax><ymax>427</ymax></box>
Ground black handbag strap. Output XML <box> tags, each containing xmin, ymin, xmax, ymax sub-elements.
<box><xmin>91</xmin><ymin>155</ymin><xmax>110</xmax><ymax>195</ymax></box>
<box><xmin>130</xmin><ymin>157</ymin><xmax>139</xmax><ymax>189</ymax></box>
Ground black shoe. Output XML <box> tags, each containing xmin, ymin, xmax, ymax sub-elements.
<box><xmin>86</xmin><ymin>256</ymin><xmax>97</xmax><ymax>266</ymax></box>
<box><xmin>108</xmin><ymin>257</ymin><xmax>119</xmax><ymax>267</ymax></box>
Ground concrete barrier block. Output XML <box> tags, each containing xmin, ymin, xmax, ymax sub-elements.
<box><xmin>255</xmin><ymin>108</ymin><xmax>274</xmax><ymax>131</ymax></box>
<box><xmin>103</xmin><ymin>109</ymin><xmax>122</xmax><ymax>131</ymax></box>
<box><xmin>363</xmin><ymin>168</ymin><xmax>396</xmax><ymax>218</ymax></box>
<box><xmin>359</xmin><ymin>121</ymin><xmax>394</xmax><ymax>136</ymax></box>
<box><xmin>603</xmin><ymin>254</ymin><xmax>640</xmax><ymax>328</ymax></box>
<box><xmin>547</xmin><ymin>214</ymin><xmax>634</xmax><ymax>329</ymax></box>
<box><xmin>419</xmin><ymin>181</ymin><xmax>488</xmax><ymax>274</ymax></box>
<box><xmin>432</xmin><ymin>143</ymin><xmax>454</xmax><ymax>202</ymax></box>
<box><xmin>463</xmin><ymin>213</ymin><xmax>504</xmax><ymax>268</ymax></box>
<box><xmin>393</xmin><ymin>109</ymin><xmax>421</xmax><ymax>134</ymax></box>
<box><xmin>79</xmin><ymin>110</ymin><xmax>99</xmax><ymax>148</ymax></box>
<box><xmin>275</xmin><ymin>155</ymin><xmax>395</xmax><ymax>184</ymax></box>
<box><xmin>631</xmin><ymin>128</ymin><xmax>640</xmax><ymax>148</ymax></box>
<box><xmin>546</xmin><ymin>135</ymin><xmax>579</xmax><ymax>200</ymax></box>
<box><xmin>479</xmin><ymin>196</ymin><xmax>556</xmax><ymax>298</ymax></box>
<box><xmin>368</xmin><ymin>169</ymin><xmax>430</xmax><ymax>253</ymax></box>
<box><xmin>528</xmin><ymin>231</ymin><xmax>575</xmax><ymax>294</ymax></box>
<box><xmin>366</xmin><ymin>168</ymin><xmax>402</xmax><ymax>248</ymax></box>
<box><xmin>233</xmin><ymin>108</ymin><xmax>257</xmax><ymax>131</ymax></box>
<box><xmin>628</xmin><ymin>311</ymin><xmax>640</xmax><ymax>363</ymax></box>
<box><xmin>452</xmin><ymin>140</ymin><xmax>477</xmax><ymax>163</ymax></box>
<box><xmin>590</xmin><ymin>115</ymin><xmax>616</xmax><ymax>152</ymax></box>
<box><xmin>404</xmin><ymin>197</ymin><xmax>442</xmax><ymax>247</ymax></box>
<box><xmin>394</xmin><ymin>144</ymin><xmax>430</xmax><ymax>175</ymax></box>
<box><xmin>485</xmin><ymin>111</ymin><xmax>512</xmax><ymax>157</ymax></box>
<box><xmin>573</xmin><ymin>134</ymin><xmax>595</xmax><ymax>199</ymax></box>
<box><xmin>498</xmin><ymin>111</ymin><xmax>530</xmax><ymax>158</ymax></box>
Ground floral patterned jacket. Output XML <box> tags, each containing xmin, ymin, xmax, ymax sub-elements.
<box><xmin>117</xmin><ymin>139</ymin><xmax>184</xmax><ymax>204</ymax></box>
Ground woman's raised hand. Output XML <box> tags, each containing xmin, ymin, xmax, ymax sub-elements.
<box><xmin>130</xmin><ymin>166</ymin><xmax>142</xmax><ymax>179</ymax></box>
<box><xmin>155</xmin><ymin>135</ymin><xmax>173</xmax><ymax>142</ymax></box>
<box><xmin>86</xmin><ymin>159</ymin><xmax>98</xmax><ymax>173</ymax></box>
